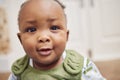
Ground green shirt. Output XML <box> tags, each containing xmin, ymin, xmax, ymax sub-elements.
<box><xmin>12</xmin><ymin>50</ymin><xmax>84</xmax><ymax>80</ymax></box>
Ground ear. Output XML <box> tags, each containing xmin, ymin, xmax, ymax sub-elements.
<box><xmin>66</xmin><ymin>30</ymin><xmax>69</xmax><ymax>41</ymax></box>
<box><xmin>17</xmin><ymin>33</ymin><xmax>22</xmax><ymax>44</ymax></box>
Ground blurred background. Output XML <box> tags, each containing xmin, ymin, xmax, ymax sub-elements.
<box><xmin>0</xmin><ymin>0</ymin><xmax>120</xmax><ymax>80</ymax></box>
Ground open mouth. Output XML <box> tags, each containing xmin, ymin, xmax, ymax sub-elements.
<box><xmin>36</xmin><ymin>48</ymin><xmax>52</xmax><ymax>56</ymax></box>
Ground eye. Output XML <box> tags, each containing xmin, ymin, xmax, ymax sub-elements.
<box><xmin>25</xmin><ymin>27</ymin><xmax>36</xmax><ymax>32</ymax></box>
<box><xmin>50</xmin><ymin>26</ymin><xmax>60</xmax><ymax>30</ymax></box>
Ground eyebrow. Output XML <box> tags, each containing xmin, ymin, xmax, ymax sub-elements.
<box><xmin>25</xmin><ymin>17</ymin><xmax>58</xmax><ymax>25</ymax></box>
<box><xmin>26</xmin><ymin>20</ymin><xmax>37</xmax><ymax>24</ymax></box>
<box><xmin>47</xmin><ymin>18</ymin><xmax>57</xmax><ymax>22</ymax></box>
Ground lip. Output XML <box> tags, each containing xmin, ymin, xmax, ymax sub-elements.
<box><xmin>36</xmin><ymin>47</ymin><xmax>52</xmax><ymax>56</ymax></box>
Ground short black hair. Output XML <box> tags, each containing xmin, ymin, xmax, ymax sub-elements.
<box><xmin>54</xmin><ymin>0</ymin><xmax>65</xmax><ymax>9</ymax></box>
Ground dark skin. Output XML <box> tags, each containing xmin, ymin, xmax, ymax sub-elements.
<box><xmin>17</xmin><ymin>0</ymin><xmax>69</xmax><ymax>70</ymax></box>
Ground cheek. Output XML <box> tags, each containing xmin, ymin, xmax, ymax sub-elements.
<box><xmin>20</xmin><ymin>36</ymin><xmax>36</xmax><ymax>54</ymax></box>
<box><xmin>53</xmin><ymin>33</ymin><xmax>67</xmax><ymax>49</ymax></box>
<box><xmin>53</xmin><ymin>38</ymin><xmax>67</xmax><ymax>57</ymax></box>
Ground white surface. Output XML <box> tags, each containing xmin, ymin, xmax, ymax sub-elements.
<box><xmin>0</xmin><ymin>0</ymin><xmax>120</xmax><ymax>72</ymax></box>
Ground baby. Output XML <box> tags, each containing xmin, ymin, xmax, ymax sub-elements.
<box><xmin>8</xmin><ymin>0</ymin><xmax>106</xmax><ymax>80</ymax></box>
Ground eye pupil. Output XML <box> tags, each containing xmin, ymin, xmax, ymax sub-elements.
<box><xmin>51</xmin><ymin>26</ymin><xmax>59</xmax><ymax>30</ymax></box>
<box><xmin>27</xmin><ymin>28</ymin><xmax>36</xmax><ymax>32</ymax></box>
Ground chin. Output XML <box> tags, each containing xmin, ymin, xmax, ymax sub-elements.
<box><xmin>41</xmin><ymin>58</ymin><xmax>60</xmax><ymax>66</ymax></box>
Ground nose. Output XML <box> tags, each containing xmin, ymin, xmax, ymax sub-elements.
<box><xmin>37</xmin><ymin>34</ymin><xmax>50</xmax><ymax>43</ymax></box>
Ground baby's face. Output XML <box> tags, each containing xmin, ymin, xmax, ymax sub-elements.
<box><xmin>18</xmin><ymin>0</ymin><xmax>69</xmax><ymax>68</ymax></box>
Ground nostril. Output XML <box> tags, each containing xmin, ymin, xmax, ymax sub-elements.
<box><xmin>38</xmin><ymin>37</ymin><xmax>50</xmax><ymax>43</ymax></box>
<box><xmin>46</xmin><ymin>39</ymin><xmax>50</xmax><ymax>42</ymax></box>
<box><xmin>39</xmin><ymin>39</ymin><xmax>43</xmax><ymax>43</ymax></box>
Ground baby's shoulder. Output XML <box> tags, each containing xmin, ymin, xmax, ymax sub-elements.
<box><xmin>64</xmin><ymin>49</ymin><xmax>85</xmax><ymax>74</ymax></box>
<box><xmin>11</xmin><ymin>55</ymin><xmax>29</xmax><ymax>76</ymax></box>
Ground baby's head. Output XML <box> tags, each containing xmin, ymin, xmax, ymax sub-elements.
<box><xmin>17</xmin><ymin>0</ymin><xmax>69</xmax><ymax>70</ymax></box>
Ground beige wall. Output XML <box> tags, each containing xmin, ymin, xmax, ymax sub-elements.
<box><xmin>0</xmin><ymin>0</ymin><xmax>25</xmax><ymax>72</ymax></box>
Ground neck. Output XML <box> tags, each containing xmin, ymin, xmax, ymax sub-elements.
<box><xmin>33</xmin><ymin>57</ymin><xmax>63</xmax><ymax>70</ymax></box>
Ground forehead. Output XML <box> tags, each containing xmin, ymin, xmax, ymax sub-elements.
<box><xmin>18</xmin><ymin>0</ymin><xmax>65</xmax><ymax>22</ymax></box>
<box><xmin>21</xmin><ymin>0</ymin><xmax>61</xmax><ymax>9</ymax></box>
<box><xmin>19</xmin><ymin>0</ymin><xmax>65</xmax><ymax>19</ymax></box>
